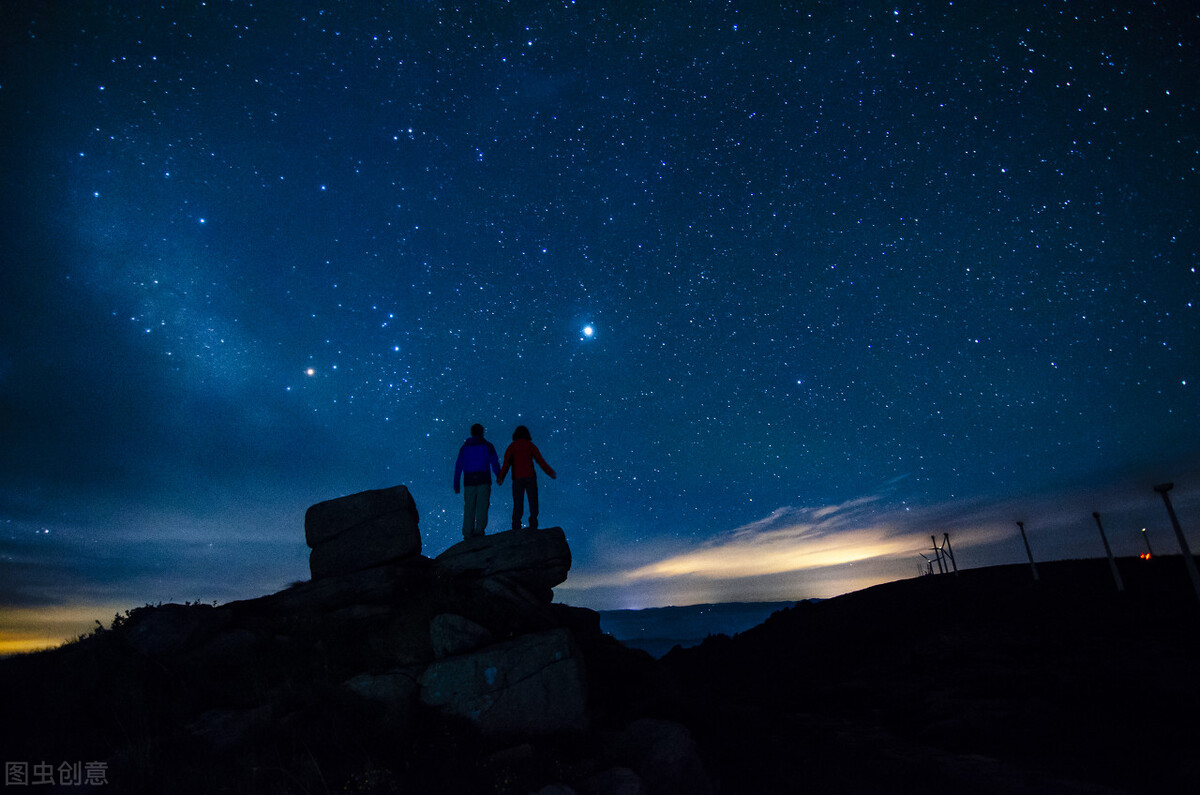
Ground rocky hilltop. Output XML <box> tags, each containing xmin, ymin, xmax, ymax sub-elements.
<box><xmin>5</xmin><ymin>485</ymin><xmax>1197</xmax><ymax>794</ymax></box>
<box><xmin>0</xmin><ymin>485</ymin><xmax>709</xmax><ymax>794</ymax></box>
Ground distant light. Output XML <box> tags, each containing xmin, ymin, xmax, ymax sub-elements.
<box><xmin>582</xmin><ymin>325</ymin><xmax>594</xmax><ymax>338</ymax></box>
<box><xmin>305</xmin><ymin>367</ymin><xmax>315</xmax><ymax>376</ymax></box>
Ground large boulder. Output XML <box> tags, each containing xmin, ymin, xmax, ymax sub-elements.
<box><xmin>435</xmin><ymin>527</ymin><xmax>571</xmax><ymax>602</ymax></box>
<box><xmin>418</xmin><ymin>627</ymin><xmax>589</xmax><ymax>738</ymax></box>
<box><xmin>305</xmin><ymin>485</ymin><xmax>422</xmax><ymax>579</ymax></box>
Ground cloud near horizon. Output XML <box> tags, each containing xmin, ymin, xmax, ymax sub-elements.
<box><xmin>621</xmin><ymin>502</ymin><xmax>915</xmax><ymax>582</ymax></box>
<box><xmin>557</xmin><ymin>492</ymin><xmax>1098</xmax><ymax>609</ymax></box>
<box><xmin>563</xmin><ymin>498</ymin><xmax>988</xmax><ymax>595</ymax></box>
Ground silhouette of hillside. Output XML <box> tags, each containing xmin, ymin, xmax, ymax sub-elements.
<box><xmin>3</xmin><ymin>481</ymin><xmax>1196</xmax><ymax>793</ymax></box>
<box><xmin>662</xmin><ymin>556</ymin><xmax>1200</xmax><ymax>794</ymax></box>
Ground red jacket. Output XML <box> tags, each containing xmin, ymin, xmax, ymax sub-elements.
<box><xmin>500</xmin><ymin>439</ymin><xmax>555</xmax><ymax>480</ymax></box>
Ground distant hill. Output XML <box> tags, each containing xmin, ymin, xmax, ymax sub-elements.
<box><xmin>599</xmin><ymin>601</ymin><xmax>797</xmax><ymax>658</ymax></box>
<box><xmin>661</xmin><ymin>555</ymin><xmax>1200</xmax><ymax>793</ymax></box>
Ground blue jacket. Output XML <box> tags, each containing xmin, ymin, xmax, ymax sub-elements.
<box><xmin>454</xmin><ymin>437</ymin><xmax>501</xmax><ymax>489</ymax></box>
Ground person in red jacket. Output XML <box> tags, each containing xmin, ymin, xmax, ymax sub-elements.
<box><xmin>497</xmin><ymin>425</ymin><xmax>556</xmax><ymax>531</ymax></box>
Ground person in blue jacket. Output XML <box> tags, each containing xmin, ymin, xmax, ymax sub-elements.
<box><xmin>453</xmin><ymin>423</ymin><xmax>502</xmax><ymax>539</ymax></box>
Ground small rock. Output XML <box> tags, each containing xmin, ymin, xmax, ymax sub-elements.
<box><xmin>342</xmin><ymin>667</ymin><xmax>422</xmax><ymax>734</ymax></box>
<box><xmin>430</xmin><ymin>613</ymin><xmax>494</xmax><ymax>659</ymax></box>
<box><xmin>578</xmin><ymin>767</ymin><xmax>647</xmax><ymax>795</ymax></box>
<box><xmin>613</xmin><ymin>718</ymin><xmax>712</xmax><ymax>795</ymax></box>
<box><xmin>187</xmin><ymin>704</ymin><xmax>273</xmax><ymax>751</ymax></box>
<box><xmin>343</xmin><ymin>668</ymin><xmax>421</xmax><ymax>704</ymax></box>
<box><xmin>536</xmin><ymin>785</ymin><xmax>579</xmax><ymax>795</ymax></box>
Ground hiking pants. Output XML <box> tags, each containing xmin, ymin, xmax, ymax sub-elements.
<box><xmin>462</xmin><ymin>483</ymin><xmax>490</xmax><ymax>539</ymax></box>
<box><xmin>511</xmin><ymin>476</ymin><xmax>538</xmax><ymax>530</ymax></box>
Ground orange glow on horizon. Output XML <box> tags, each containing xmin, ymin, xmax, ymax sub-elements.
<box><xmin>0</xmin><ymin>637</ymin><xmax>65</xmax><ymax>657</ymax></box>
<box><xmin>0</xmin><ymin>604</ymin><xmax>125</xmax><ymax>658</ymax></box>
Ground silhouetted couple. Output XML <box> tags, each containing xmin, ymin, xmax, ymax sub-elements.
<box><xmin>452</xmin><ymin>423</ymin><xmax>556</xmax><ymax>539</ymax></box>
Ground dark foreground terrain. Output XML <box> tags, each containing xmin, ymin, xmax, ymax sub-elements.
<box><xmin>663</xmin><ymin>555</ymin><xmax>1200</xmax><ymax>794</ymax></box>
<box><xmin>2</xmin><ymin>549</ymin><xmax>1197</xmax><ymax>793</ymax></box>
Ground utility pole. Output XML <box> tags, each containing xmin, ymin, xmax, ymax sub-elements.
<box><xmin>930</xmin><ymin>536</ymin><xmax>946</xmax><ymax>574</ymax></box>
<box><xmin>1092</xmin><ymin>512</ymin><xmax>1125</xmax><ymax>593</ymax></box>
<box><xmin>1017</xmin><ymin>521</ymin><xmax>1039</xmax><ymax>582</ymax></box>
<box><xmin>1154</xmin><ymin>483</ymin><xmax>1200</xmax><ymax>605</ymax></box>
<box><xmin>1140</xmin><ymin>527</ymin><xmax>1155</xmax><ymax>558</ymax></box>
<box><xmin>942</xmin><ymin>533</ymin><xmax>960</xmax><ymax>577</ymax></box>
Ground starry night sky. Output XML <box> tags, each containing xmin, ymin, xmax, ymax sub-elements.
<box><xmin>3</xmin><ymin>2</ymin><xmax>1198</xmax><ymax>653</ymax></box>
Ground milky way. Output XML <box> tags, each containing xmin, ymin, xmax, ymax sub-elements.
<box><xmin>2</xmin><ymin>2</ymin><xmax>1198</xmax><ymax>647</ymax></box>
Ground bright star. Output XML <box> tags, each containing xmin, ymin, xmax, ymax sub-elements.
<box><xmin>582</xmin><ymin>325</ymin><xmax>594</xmax><ymax>338</ymax></box>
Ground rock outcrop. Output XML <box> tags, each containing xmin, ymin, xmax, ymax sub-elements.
<box><xmin>436</xmin><ymin>526</ymin><xmax>572</xmax><ymax>590</ymax></box>
<box><xmin>0</xmin><ymin>485</ymin><xmax>695</xmax><ymax>795</ymax></box>
<box><xmin>419</xmin><ymin>627</ymin><xmax>589</xmax><ymax>737</ymax></box>
<box><xmin>304</xmin><ymin>484</ymin><xmax>421</xmax><ymax>579</ymax></box>
<box><xmin>437</xmin><ymin>525</ymin><xmax>573</xmax><ymax>612</ymax></box>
